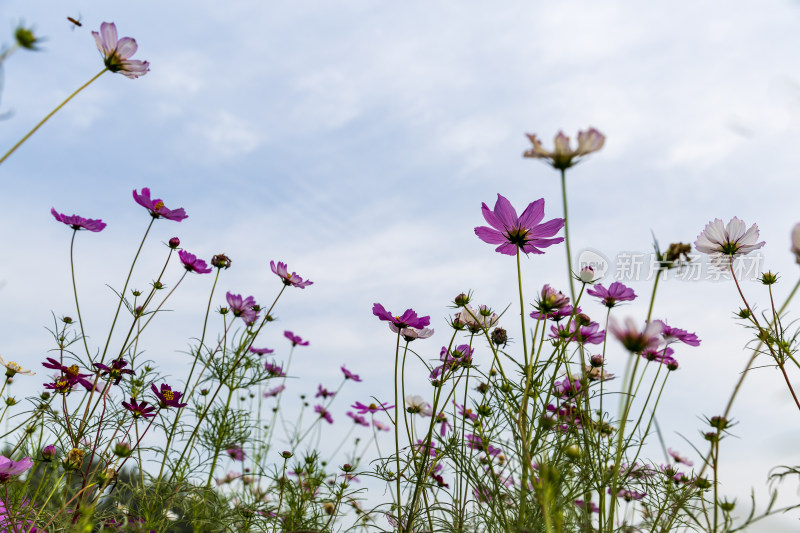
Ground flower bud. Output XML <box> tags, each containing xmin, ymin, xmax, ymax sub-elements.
<box><xmin>14</xmin><ymin>25</ymin><xmax>41</xmax><ymax>50</ymax></box>
<box><xmin>590</xmin><ymin>354</ymin><xmax>604</xmax><ymax>367</ymax></box>
<box><xmin>579</xmin><ymin>266</ymin><xmax>595</xmax><ymax>283</ymax></box>
<box><xmin>114</xmin><ymin>442</ymin><xmax>132</xmax><ymax>458</ymax></box>
<box><xmin>564</xmin><ymin>444</ymin><xmax>582</xmax><ymax>459</ymax></box>
<box><xmin>41</xmin><ymin>445</ymin><xmax>57</xmax><ymax>461</ymax></box>
<box><xmin>576</xmin><ymin>313</ymin><xmax>592</xmax><ymax>327</ymax></box>
<box><xmin>454</xmin><ymin>292</ymin><xmax>470</xmax><ymax>307</ymax></box>
<box><xmin>168</xmin><ymin>237</ymin><xmax>180</xmax><ymax>249</ymax></box>
<box><xmin>491</xmin><ymin>328</ymin><xmax>508</xmax><ymax>346</ymax></box>
<box><xmin>5</xmin><ymin>397</ymin><xmax>17</xmax><ymax>407</ymax></box>
<box><xmin>760</xmin><ymin>271</ymin><xmax>778</xmax><ymax>285</ymax></box>
<box><xmin>709</xmin><ymin>416</ymin><xmax>729</xmax><ymax>430</ymax></box>
<box><xmin>62</xmin><ymin>316</ymin><xmax>73</xmax><ymax>324</ymax></box>
<box><xmin>280</xmin><ymin>451</ymin><xmax>293</xmax><ymax>459</ymax></box>
<box><xmin>341</xmin><ymin>463</ymin><xmax>354</xmax><ymax>472</ymax></box>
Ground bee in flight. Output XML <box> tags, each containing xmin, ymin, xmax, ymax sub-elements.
<box><xmin>67</xmin><ymin>16</ymin><xmax>82</xmax><ymax>29</ymax></box>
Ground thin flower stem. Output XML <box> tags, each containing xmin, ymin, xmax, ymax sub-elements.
<box><xmin>392</xmin><ymin>329</ymin><xmax>403</xmax><ymax>532</ymax></box>
<box><xmin>560</xmin><ymin>168</ymin><xmax>576</xmax><ymax>302</ymax></box>
<box><xmin>0</xmin><ymin>69</ymin><xmax>107</xmax><ymax>166</ymax></box>
<box><xmin>69</xmin><ymin>231</ymin><xmax>92</xmax><ymax>359</ymax></box>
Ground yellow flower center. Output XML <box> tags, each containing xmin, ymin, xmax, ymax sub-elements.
<box><xmin>8</xmin><ymin>362</ymin><xmax>21</xmax><ymax>372</ymax></box>
<box><xmin>67</xmin><ymin>365</ymin><xmax>79</xmax><ymax>376</ymax></box>
<box><xmin>154</xmin><ymin>201</ymin><xmax>165</xmax><ymax>211</ymax></box>
<box><xmin>163</xmin><ymin>390</ymin><xmax>174</xmax><ymax>401</ymax></box>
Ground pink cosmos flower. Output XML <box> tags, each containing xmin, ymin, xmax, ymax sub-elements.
<box><xmin>373</xmin><ymin>419</ymin><xmax>391</xmax><ymax>432</ymax></box>
<box><xmin>474</xmin><ymin>194</ymin><xmax>564</xmax><ymax>256</ymax></box>
<box><xmin>654</xmin><ymin>320</ymin><xmax>701</xmax><ymax>347</ymax></box>
<box><xmin>179</xmin><ymin>250</ymin><xmax>212</xmax><ymax>274</ymax></box>
<box><xmin>609</xmin><ymin>317</ymin><xmax>663</xmax><ymax>353</ymax></box>
<box><xmin>93</xmin><ymin>22</ymin><xmax>150</xmax><ymax>79</ymax></box>
<box><xmin>264</xmin><ymin>362</ymin><xmax>286</xmax><ymax>377</ymax></box>
<box><xmin>226</xmin><ymin>446</ymin><xmax>245</xmax><ymax>462</ymax></box>
<box><xmin>51</xmin><ymin>208</ymin><xmax>106</xmax><ymax>232</ymax></box>
<box><xmin>791</xmin><ymin>223</ymin><xmax>800</xmax><ymax>264</ymax></box>
<box><xmin>549</xmin><ymin>322</ymin><xmax>605</xmax><ymax>345</ymax></box>
<box><xmin>389</xmin><ymin>324</ymin><xmax>434</xmax><ymax>341</ymax></box>
<box><xmin>270</xmin><ymin>261</ymin><xmax>313</xmax><ymax>289</ymax></box>
<box><xmin>314</xmin><ymin>405</ymin><xmax>334</xmax><ymax>424</ymax></box>
<box><xmin>695</xmin><ymin>217</ymin><xmax>765</xmax><ymax>259</ymax></box>
<box><xmin>586</xmin><ymin>282</ymin><xmax>637</xmax><ymax>308</ymax></box>
<box><xmin>351</xmin><ymin>401</ymin><xmax>393</xmax><ymax>414</ymax></box>
<box><xmin>372</xmin><ymin>303</ymin><xmax>431</xmax><ymax>329</ymax></box>
<box><xmin>346</xmin><ymin>412</ymin><xmax>370</xmax><ymax>427</ymax></box>
<box><xmin>316</xmin><ymin>384</ymin><xmax>335</xmax><ymax>399</ymax></box>
<box><xmin>263</xmin><ymin>385</ymin><xmax>285</xmax><ymax>398</ymax></box>
<box><xmin>0</xmin><ymin>456</ymin><xmax>32</xmax><ymax>482</ymax></box>
<box><xmin>132</xmin><ymin>188</ymin><xmax>187</xmax><ymax>221</ymax></box>
<box><xmin>523</xmin><ymin>127</ymin><xmax>606</xmax><ymax>170</ymax></box>
<box><xmin>226</xmin><ymin>292</ymin><xmax>257</xmax><ymax>324</ymax></box>
<box><xmin>284</xmin><ymin>331</ymin><xmax>309</xmax><ymax>347</ymax></box>
<box><xmin>668</xmin><ymin>448</ymin><xmax>694</xmax><ymax>466</ymax></box>
<box><xmin>249</xmin><ymin>347</ymin><xmax>274</xmax><ymax>355</ymax></box>
<box><xmin>341</xmin><ymin>366</ymin><xmax>362</xmax><ymax>382</ymax></box>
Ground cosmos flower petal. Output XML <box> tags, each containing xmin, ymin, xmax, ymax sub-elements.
<box><xmin>518</xmin><ymin>198</ymin><xmax>545</xmax><ymax>227</ymax></box>
<box><xmin>115</xmin><ymin>37</ymin><xmax>138</xmax><ymax>59</ymax></box>
<box><xmin>474</xmin><ymin>226</ymin><xmax>506</xmax><ymax>244</ymax></box>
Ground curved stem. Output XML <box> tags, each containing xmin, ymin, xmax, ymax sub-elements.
<box><xmin>0</xmin><ymin>69</ymin><xmax>107</xmax><ymax>165</ymax></box>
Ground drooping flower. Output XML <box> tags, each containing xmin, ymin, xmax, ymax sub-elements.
<box><xmin>474</xmin><ymin>194</ymin><xmax>564</xmax><ymax>256</ymax></box>
<box><xmin>51</xmin><ymin>208</ymin><xmax>107</xmax><ymax>232</ymax></box>
<box><xmin>531</xmin><ymin>284</ymin><xmax>571</xmax><ymax>319</ymax></box>
<box><xmin>586</xmin><ymin>282</ymin><xmax>637</xmax><ymax>308</ymax></box>
<box><xmin>523</xmin><ymin>127</ymin><xmax>606</xmax><ymax>170</ymax></box>
<box><xmin>694</xmin><ymin>217</ymin><xmax>765</xmax><ymax>260</ymax></box>
<box><xmin>93</xmin><ymin>357</ymin><xmax>134</xmax><ymax>385</ymax></box>
<box><xmin>654</xmin><ymin>320</ymin><xmax>701</xmax><ymax>347</ymax></box>
<box><xmin>314</xmin><ymin>405</ymin><xmax>334</xmax><ymax>424</ymax></box>
<box><xmin>270</xmin><ymin>261</ymin><xmax>313</xmax><ymax>289</ymax></box>
<box><xmin>372</xmin><ymin>303</ymin><xmax>431</xmax><ymax>329</ymax></box>
<box><xmin>0</xmin><ymin>456</ymin><xmax>32</xmax><ymax>482</ymax></box>
<box><xmin>609</xmin><ymin>317</ymin><xmax>663</xmax><ymax>353</ymax></box>
<box><xmin>179</xmin><ymin>250</ymin><xmax>212</xmax><ymax>274</ymax></box>
<box><xmin>0</xmin><ymin>355</ymin><xmax>34</xmax><ymax>378</ymax></box>
<box><xmin>284</xmin><ymin>331</ymin><xmax>309</xmax><ymax>347</ymax></box>
<box><xmin>121</xmin><ymin>397</ymin><xmax>156</xmax><ymax>419</ymax></box>
<box><xmin>226</xmin><ymin>292</ymin><xmax>257</xmax><ymax>324</ymax></box>
<box><xmin>341</xmin><ymin>366</ymin><xmax>362</xmax><ymax>382</ymax></box>
<box><xmin>226</xmin><ymin>446</ymin><xmax>245</xmax><ymax>462</ymax></box>
<box><xmin>132</xmin><ymin>188</ymin><xmax>187</xmax><ymax>221</ymax></box>
<box><xmin>351</xmin><ymin>401</ymin><xmax>393</xmax><ymax>414</ymax></box>
<box><xmin>151</xmin><ymin>383</ymin><xmax>187</xmax><ymax>409</ymax></box>
<box><xmin>92</xmin><ymin>22</ymin><xmax>150</xmax><ymax>79</ymax></box>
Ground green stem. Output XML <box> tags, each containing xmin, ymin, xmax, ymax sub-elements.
<box><xmin>560</xmin><ymin>168</ymin><xmax>575</xmax><ymax>302</ymax></box>
<box><xmin>0</xmin><ymin>69</ymin><xmax>107</xmax><ymax>165</ymax></box>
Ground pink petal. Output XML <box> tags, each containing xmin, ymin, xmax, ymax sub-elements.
<box><xmin>115</xmin><ymin>37</ymin><xmax>138</xmax><ymax>59</ymax></box>
<box><xmin>100</xmin><ymin>22</ymin><xmax>118</xmax><ymax>50</ymax></box>
<box><xmin>480</xmin><ymin>202</ymin><xmax>504</xmax><ymax>231</ymax></box>
<box><xmin>518</xmin><ymin>198</ymin><xmax>545</xmax><ymax>228</ymax></box>
<box><xmin>474</xmin><ymin>226</ymin><xmax>506</xmax><ymax>245</ymax></box>
<box><xmin>492</xmin><ymin>194</ymin><xmax>519</xmax><ymax>230</ymax></box>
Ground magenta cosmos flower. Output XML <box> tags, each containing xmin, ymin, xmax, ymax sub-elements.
<box><xmin>341</xmin><ymin>365</ymin><xmax>362</xmax><ymax>382</ymax></box>
<box><xmin>654</xmin><ymin>320</ymin><xmax>701</xmax><ymax>347</ymax></box>
<box><xmin>284</xmin><ymin>330</ymin><xmax>309</xmax><ymax>346</ymax></box>
<box><xmin>0</xmin><ymin>456</ymin><xmax>32</xmax><ymax>482</ymax></box>
<box><xmin>523</xmin><ymin>127</ymin><xmax>606</xmax><ymax>170</ymax></box>
<box><xmin>695</xmin><ymin>217</ymin><xmax>765</xmax><ymax>258</ymax></box>
<box><xmin>586</xmin><ymin>282</ymin><xmax>637</xmax><ymax>308</ymax></box>
<box><xmin>51</xmin><ymin>208</ymin><xmax>106</xmax><ymax>232</ymax></box>
<box><xmin>151</xmin><ymin>383</ymin><xmax>187</xmax><ymax>409</ymax></box>
<box><xmin>372</xmin><ymin>303</ymin><xmax>431</xmax><ymax>329</ymax></box>
<box><xmin>270</xmin><ymin>261</ymin><xmax>313</xmax><ymax>289</ymax></box>
<box><xmin>122</xmin><ymin>397</ymin><xmax>156</xmax><ymax>419</ymax></box>
<box><xmin>93</xmin><ymin>22</ymin><xmax>150</xmax><ymax>79</ymax></box>
<box><xmin>132</xmin><ymin>188</ymin><xmax>188</xmax><ymax>221</ymax></box>
<box><xmin>226</xmin><ymin>446</ymin><xmax>245</xmax><ymax>462</ymax></box>
<box><xmin>351</xmin><ymin>401</ymin><xmax>393</xmax><ymax>414</ymax></box>
<box><xmin>179</xmin><ymin>250</ymin><xmax>212</xmax><ymax>274</ymax></box>
<box><xmin>315</xmin><ymin>405</ymin><xmax>334</xmax><ymax>424</ymax></box>
<box><xmin>226</xmin><ymin>292</ymin><xmax>257</xmax><ymax>324</ymax></box>
<box><xmin>474</xmin><ymin>194</ymin><xmax>564</xmax><ymax>256</ymax></box>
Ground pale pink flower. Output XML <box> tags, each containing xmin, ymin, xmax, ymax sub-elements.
<box><xmin>694</xmin><ymin>217</ymin><xmax>765</xmax><ymax>259</ymax></box>
<box><xmin>92</xmin><ymin>22</ymin><xmax>149</xmax><ymax>79</ymax></box>
<box><xmin>524</xmin><ymin>127</ymin><xmax>605</xmax><ymax>170</ymax></box>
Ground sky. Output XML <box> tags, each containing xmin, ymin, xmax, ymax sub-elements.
<box><xmin>2</xmin><ymin>0</ymin><xmax>800</xmax><ymax>530</ymax></box>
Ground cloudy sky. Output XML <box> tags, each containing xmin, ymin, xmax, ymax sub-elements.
<box><xmin>2</xmin><ymin>0</ymin><xmax>800</xmax><ymax>529</ymax></box>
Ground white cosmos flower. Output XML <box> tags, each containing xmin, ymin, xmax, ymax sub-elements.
<box><xmin>694</xmin><ymin>217</ymin><xmax>765</xmax><ymax>259</ymax></box>
<box><xmin>0</xmin><ymin>354</ymin><xmax>34</xmax><ymax>377</ymax></box>
<box><xmin>405</xmin><ymin>395</ymin><xmax>433</xmax><ymax>417</ymax></box>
